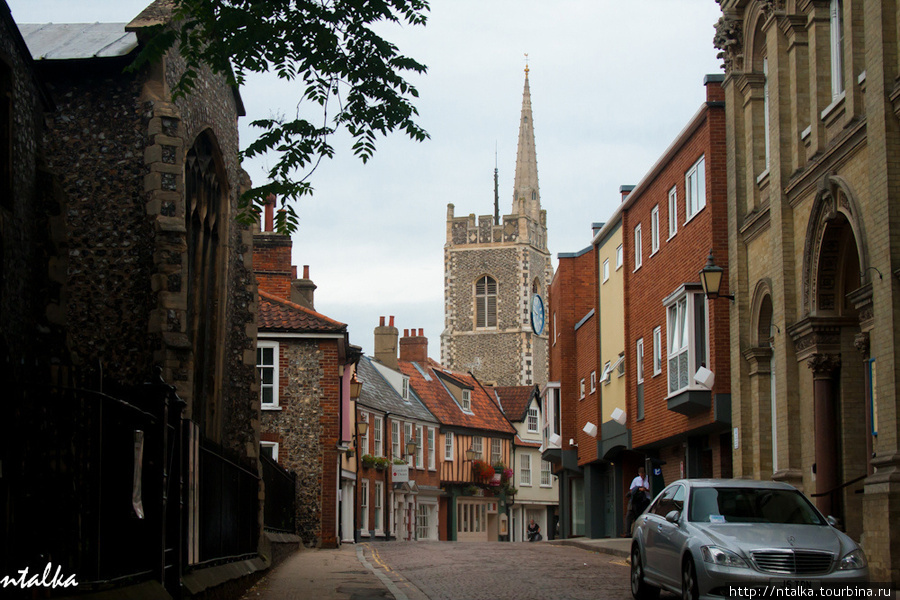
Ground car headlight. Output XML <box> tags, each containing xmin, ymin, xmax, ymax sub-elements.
<box><xmin>840</xmin><ymin>548</ymin><xmax>867</xmax><ymax>570</ymax></box>
<box><xmin>701</xmin><ymin>545</ymin><xmax>749</xmax><ymax>568</ymax></box>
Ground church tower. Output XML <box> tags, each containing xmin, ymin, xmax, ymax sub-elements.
<box><xmin>441</xmin><ymin>66</ymin><xmax>552</xmax><ymax>386</ymax></box>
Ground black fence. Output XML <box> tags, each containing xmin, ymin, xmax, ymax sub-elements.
<box><xmin>261</xmin><ymin>453</ymin><xmax>297</xmax><ymax>534</ymax></box>
<box><xmin>197</xmin><ymin>438</ymin><xmax>260</xmax><ymax>564</ymax></box>
<box><xmin>2</xmin><ymin>371</ymin><xmax>184</xmax><ymax>593</ymax></box>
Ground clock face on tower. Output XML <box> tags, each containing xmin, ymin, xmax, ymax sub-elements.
<box><xmin>531</xmin><ymin>294</ymin><xmax>545</xmax><ymax>336</ymax></box>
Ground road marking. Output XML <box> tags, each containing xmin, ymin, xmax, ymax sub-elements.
<box><xmin>356</xmin><ymin>544</ymin><xmax>409</xmax><ymax>600</ymax></box>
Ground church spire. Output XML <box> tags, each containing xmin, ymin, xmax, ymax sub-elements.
<box><xmin>512</xmin><ymin>60</ymin><xmax>541</xmax><ymax>221</ymax></box>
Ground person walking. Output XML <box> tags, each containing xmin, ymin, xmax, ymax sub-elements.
<box><xmin>623</xmin><ymin>466</ymin><xmax>652</xmax><ymax>536</ymax></box>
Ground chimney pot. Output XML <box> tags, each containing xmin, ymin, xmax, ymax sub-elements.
<box><xmin>303</xmin><ymin>265</ymin><xmax>310</xmax><ymax>279</ymax></box>
<box><xmin>380</xmin><ymin>316</ymin><xmax>385</xmax><ymax>327</ymax></box>
<box><xmin>389</xmin><ymin>316</ymin><xmax>395</xmax><ymax>327</ymax></box>
<box><xmin>404</xmin><ymin>329</ymin><xmax>409</xmax><ymax>337</ymax></box>
<box><xmin>264</xmin><ymin>194</ymin><xmax>276</xmax><ymax>232</ymax></box>
<box><xmin>292</xmin><ymin>266</ymin><xmax>297</xmax><ymax>279</ymax></box>
<box><xmin>418</xmin><ymin>328</ymin><xmax>424</xmax><ymax>337</ymax></box>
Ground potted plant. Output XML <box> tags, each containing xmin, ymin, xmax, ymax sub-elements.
<box><xmin>374</xmin><ymin>456</ymin><xmax>391</xmax><ymax>470</ymax></box>
<box><xmin>361</xmin><ymin>454</ymin><xmax>377</xmax><ymax>468</ymax></box>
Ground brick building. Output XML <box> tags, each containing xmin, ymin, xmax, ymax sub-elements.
<box><xmin>441</xmin><ymin>67</ymin><xmax>552</xmax><ymax>387</ymax></box>
<box><xmin>253</xmin><ymin>202</ymin><xmax>359</xmax><ymax>549</ymax></box>
<box><xmin>2</xmin><ymin>1</ymin><xmax>262</xmax><ymax>596</ymax></box>
<box><xmin>356</xmin><ymin>326</ymin><xmax>442</xmax><ymax>541</ymax></box>
<box><xmin>390</xmin><ymin>327</ymin><xmax>518</xmax><ymax>541</ymax></box>
<box><xmin>621</xmin><ymin>75</ymin><xmax>731</xmax><ymax>489</ymax></box>
<box><xmin>716</xmin><ymin>0</ymin><xmax>900</xmax><ymax>582</ymax></box>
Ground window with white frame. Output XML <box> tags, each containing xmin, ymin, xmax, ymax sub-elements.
<box><xmin>491</xmin><ymin>438</ymin><xmax>501</xmax><ymax>464</ymax></box>
<box><xmin>461</xmin><ymin>389</ymin><xmax>471</xmax><ymax>412</ymax></box>
<box><xmin>590</xmin><ymin>370</ymin><xmax>597</xmax><ymax>393</ymax></box>
<box><xmin>475</xmin><ymin>275</ymin><xmax>498</xmax><ymax>328</ymax></box>
<box><xmin>616</xmin><ymin>244</ymin><xmax>623</xmax><ymax>270</ymax></box>
<box><xmin>603</xmin><ymin>258</ymin><xmax>610</xmax><ymax>283</ymax></box>
<box><xmin>401</xmin><ymin>376</ymin><xmax>410</xmax><ymax>400</ymax></box>
<box><xmin>541</xmin><ymin>460</ymin><xmax>552</xmax><ymax>487</ymax></box>
<box><xmin>601</xmin><ymin>360</ymin><xmax>611</xmax><ymax>384</ymax></box>
<box><xmin>428</xmin><ymin>427</ymin><xmax>436</xmax><ymax>470</ymax></box>
<box><xmin>634</xmin><ymin>224</ymin><xmax>642</xmax><ymax>270</ymax></box>
<box><xmin>527</xmin><ymin>407</ymin><xmax>539</xmax><ymax>433</ymax></box>
<box><xmin>653</xmin><ymin>326</ymin><xmax>663</xmax><ymax>376</ymax></box>
<box><xmin>520</xmin><ymin>453</ymin><xmax>532</xmax><ymax>486</ymax></box>
<box><xmin>472</xmin><ymin>435</ymin><xmax>483</xmax><ymax>459</ymax></box>
<box><xmin>374</xmin><ymin>481</ymin><xmax>383</xmax><ymax>532</ymax></box>
<box><xmin>668</xmin><ymin>186</ymin><xmax>678</xmax><ymax>238</ymax></box>
<box><xmin>830</xmin><ymin>0</ymin><xmax>844</xmax><ymax>100</ymax></box>
<box><xmin>417</xmin><ymin>503</ymin><xmax>430</xmax><ymax>540</ymax></box>
<box><xmin>665</xmin><ymin>287</ymin><xmax>708</xmax><ymax>396</ymax></box>
<box><xmin>360</xmin><ymin>412</ymin><xmax>369</xmax><ymax>455</ymax></box>
<box><xmin>257</xmin><ymin>341</ymin><xmax>279</xmax><ymax>409</ymax></box>
<box><xmin>360</xmin><ymin>479</ymin><xmax>369</xmax><ymax>532</ymax></box>
<box><xmin>616</xmin><ymin>352</ymin><xmax>626</xmax><ymax>377</ymax></box>
<box><xmin>637</xmin><ymin>338</ymin><xmax>645</xmax><ymax>385</ymax></box>
<box><xmin>373</xmin><ymin>416</ymin><xmax>383</xmax><ymax>457</ymax></box>
<box><xmin>579</xmin><ymin>378</ymin><xmax>585</xmax><ymax>399</ymax></box>
<box><xmin>685</xmin><ymin>156</ymin><xmax>706</xmax><ymax>220</ymax></box>
<box><xmin>651</xmin><ymin>205</ymin><xmax>660</xmax><ymax>254</ymax></box>
<box><xmin>260</xmin><ymin>441</ymin><xmax>279</xmax><ymax>461</ymax></box>
<box><xmin>416</xmin><ymin>425</ymin><xmax>424</xmax><ymax>468</ymax></box>
<box><xmin>445</xmin><ymin>431</ymin><xmax>454</xmax><ymax>461</ymax></box>
<box><xmin>392</xmin><ymin>421</ymin><xmax>400</xmax><ymax>460</ymax></box>
<box><xmin>405</xmin><ymin>422</ymin><xmax>414</xmax><ymax>467</ymax></box>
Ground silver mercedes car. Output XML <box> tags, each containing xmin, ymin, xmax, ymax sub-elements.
<box><xmin>630</xmin><ymin>479</ymin><xmax>868</xmax><ymax>600</ymax></box>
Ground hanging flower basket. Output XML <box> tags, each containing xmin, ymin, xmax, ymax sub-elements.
<box><xmin>471</xmin><ymin>460</ymin><xmax>495</xmax><ymax>481</ymax></box>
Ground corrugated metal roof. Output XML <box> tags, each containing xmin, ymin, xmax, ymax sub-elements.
<box><xmin>18</xmin><ymin>23</ymin><xmax>137</xmax><ymax>60</ymax></box>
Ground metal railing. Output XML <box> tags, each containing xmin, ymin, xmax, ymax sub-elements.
<box><xmin>261</xmin><ymin>453</ymin><xmax>297</xmax><ymax>534</ymax></box>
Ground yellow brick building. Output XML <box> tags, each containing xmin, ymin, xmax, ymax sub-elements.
<box><xmin>716</xmin><ymin>0</ymin><xmax>900</xmax><ymax>583</ymax></box>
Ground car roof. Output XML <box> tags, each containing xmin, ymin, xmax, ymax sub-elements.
<box><xmin>669</xmin><ymin>479</ymin><xmax>799</xmax><ymax>491</ymax></box>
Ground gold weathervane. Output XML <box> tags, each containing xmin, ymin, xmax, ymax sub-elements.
<box><xmin>524</xmin><ymin>53</ymin><xmax>529</xmax><ymax>74</ymax></box>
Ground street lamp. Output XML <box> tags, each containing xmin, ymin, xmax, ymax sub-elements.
<box><xmin>465</xmin><ymin>447</ymin><xmax>478</xmax><ymax>461</ymax></box>
<box><xmin>406</xmin><ymin>439</ymin><xmax>418</xmax><ymax>457</ymax></box>
<box><xmin>699</xmin><ymin>250</ymin><xmax>734</xmax><ymax>301</ymax></box>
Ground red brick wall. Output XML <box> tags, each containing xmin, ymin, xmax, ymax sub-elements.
<box><xmin>549</xmin><ymin>246</ymin><xmax>598</xmax><ymax>460</ymax></box>
<box><xmin>623</xmin><ymin>81</ymin><xmax>729</xmax><ymax>452</ymax></box>
<box><xmin>319</xmin><ymin>339</ymin><xmax>341</xmax><ymax>548</ymax></box>
<box><xmin>253</xmin><ymin>234</ymin><xmax>293</xmax><ymax>299</ymax></box>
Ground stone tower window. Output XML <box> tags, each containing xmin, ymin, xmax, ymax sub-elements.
<box><xmin>185</xmin><ymin>131</ymin><xmax>227</xmax><ymax>437</ymax></box>
<box><xmin>475</xmin><ymin>275</ymin><xmax>498</xmax><ymax>328</ymax></box>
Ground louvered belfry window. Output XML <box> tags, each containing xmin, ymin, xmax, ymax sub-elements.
<box><xmin>475</xmin><ymin>275</ymin><xmax>498</xmax><ymax>328</ymax></box>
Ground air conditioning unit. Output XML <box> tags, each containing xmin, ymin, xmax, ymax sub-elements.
<box><xmin>610</xmin><ymin>407</ymin><xmax>626</xmax><ymax>425</ymax></box>
<box><xmin>583</xmin><ymin>422</ymin><xmax>598</xmax><ymax>437</ymax></box>
<box><xmin>695</xmin><ymin>366</ymin><xmax>715</xmax><ymax>390</ymax></box>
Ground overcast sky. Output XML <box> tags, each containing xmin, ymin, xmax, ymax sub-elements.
<box><xmin>8</xmin><ymin>0</ymin><xmax>724</xmax><ymax>359</ymax></box>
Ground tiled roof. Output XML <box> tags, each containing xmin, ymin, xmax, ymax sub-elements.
<box><xmin>258</xmin><ymin>290</ymin><xmax>346</xmax><ymax>334</ymax></box>
<box><xmin>515</xmin><ymin>435</ymin><xmax>542</xmax><ymax>448</ymax></box>
<box><xmin>399</xmin><ymin>360</ymin><xmax>515</xmax><ymax>435</ymax></box>
<box><xmin>356</xmin><ymin>356</ymin><xmax>436</xmax><ymax>424</ymax></box>
<box><xmin>493</xmin><ymin>385</ymin><xmax>537</xmax><ymax>422</ymax></box>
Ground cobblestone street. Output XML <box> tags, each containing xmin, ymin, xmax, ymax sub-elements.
<box><xmin>361</xmin><ymin>541</ymin><xmax>634</xmax><ymax>600</ymax></box>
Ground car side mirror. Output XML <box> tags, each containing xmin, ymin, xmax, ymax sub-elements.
<box><xmin>826</xmin><ymin>515</ymin><xmax>838</xmax><ymax>528</ymax></box>
<box><xmin>665</xmin><ymin>510</ymin><xmax>681</xmax><ymax>524</ymax></box>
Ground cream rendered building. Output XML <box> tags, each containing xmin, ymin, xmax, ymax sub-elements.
<box><xmin>716</xmin><ymin>0</ymin><xmax>900</xmax><ymax>583</ymax></box>
<box><xmin>441</xmin><ymin>68</ymin><xmax>552</xmax><ymax>387</ymax></box>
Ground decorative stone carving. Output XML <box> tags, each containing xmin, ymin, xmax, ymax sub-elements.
<box><xmin>807</xmin><ymin>353</ymin><xmax>841</xmax><ymax>375</ymax></box>
<box><xmin>714</xmin><ymin>14</ymin><xmax>744</xmax><ymax>73</ymax></box>
<box><xmin>761</xmin><ymin>0</ymin><xmax>785</xmax><ymax>19</ymax></box>
<box><xmin>854</xmin><ymin>332</ymin><xmax>870</xmax><ymax>358</ymax></box>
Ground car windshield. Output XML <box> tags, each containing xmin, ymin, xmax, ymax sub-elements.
<box><xmin>688</xmin><ymin>487</ymin><xmax>826</xmax><ymax>525</ymax></box>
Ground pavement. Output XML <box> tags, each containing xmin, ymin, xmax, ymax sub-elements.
<box><xmin>240</xmin><ymin>538</ymin><xmax>632</xmax><ymax>600</ymax></box>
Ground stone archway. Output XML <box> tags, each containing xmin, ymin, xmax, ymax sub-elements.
<box><xmin>789</xmin><ymin>175</ymin><xmax>870</xmax><ymax>534</ymax></box>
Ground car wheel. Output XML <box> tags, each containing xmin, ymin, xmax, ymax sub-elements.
<box><xmin>682</xmin><ymin>555</ymin><xmax>699</xmax><ymax>600</ymax></box>
<box><xmin>631</xmin><ymin>546</ymin><xmax>660</xmax><ymax>600</ymax></box>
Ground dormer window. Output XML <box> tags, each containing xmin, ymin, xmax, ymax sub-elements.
<box><xmin>462</xmin><ymin>389</ymin><xmax>471</xmax><ymax>411</ymax></box>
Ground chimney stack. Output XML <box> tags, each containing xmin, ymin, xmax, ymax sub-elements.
<box><xmin>619</xmin><ymin>185</ymin><xmax>635</xmax><ymax>203</ymax></box>
<box><xmin>290</xmin><ymin>264</ymin><xmax>317</xmax><ymax>310</ymax></box>
<box><xmin>400</xmin><ymin>328</ymin><xmax>428</xmax><ymax>364</ymax></box>
<box><xmin>374</xmin><ymin>316</ymin><xmax>399</xmax><ymax>370</ymax></box>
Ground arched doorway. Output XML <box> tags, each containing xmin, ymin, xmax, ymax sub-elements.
<box><xmin>789</xmin><ymin>176</ymin><xmax>871</xmax><ymax>537</ymax></box>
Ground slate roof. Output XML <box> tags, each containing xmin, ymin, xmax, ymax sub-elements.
<box><xmin>18</xmin><ymin>23</ymin><xmax>137</xmax><ymax>60</ymax></box>
<box><xmin>493</xmin><ymin>385</ymin><xmax>537</xmax><ymax>422</ymax></box>
<box><xmin>356</xmin><ymin>356</ymin><xmax>436</xmax><ymax>424</ymax></box>
<box><xmin>258</xmin><ymin>290</ymin><xmax>345</xmax><ymax>334</ymax></box>
<box><xmin>399</xmin><ymin>359</ymin><xmax>515</xmax><ymax>435</ymax></box>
